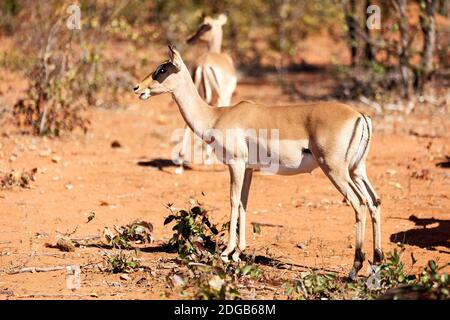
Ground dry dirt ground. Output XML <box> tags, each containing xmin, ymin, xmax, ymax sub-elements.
<box><xmin>0</xmin><ymin>42</ymin><xmax>449</xmax><ymax>300</ymax></box>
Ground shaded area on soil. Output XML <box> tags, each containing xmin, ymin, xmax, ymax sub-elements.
<box><xmin>390</xmin><ymin>215</ymin><xmax>450</xmax><ymax>252</ymax></box>
<box><xmin>137</xmin><ymin>158</ymin><xmax>192</xmax><ymax>171</ymax></box>
<box><xmin>436</xmin><ymin>156</ymin><xmax>450</xmax><ymax>168</ymax></box>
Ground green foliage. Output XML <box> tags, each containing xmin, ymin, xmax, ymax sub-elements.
<box><xmin>169</xmin><ymin>265</ymin><xmax>240</xmax><ymax>300</ymax></box>
<box><xmin>164</xmin><ymin>200</ymin><xmax>221</xmax><ymax>262</ymax></box>
<box><xmin>284</xmin><ymin>270</ymin><xmax>341</xmax><ymax>300</ymax></box>
<box><xmin>378</xmin><ymin>245</ymin><xmax>417</xmax><ymax>289</ymax></box>
<box><xmin>0</xmin><ymin>0</ymin><xmax>21</xmax><ymax>34</ymax></box>
<box><xmin>235</xmin><ymin>263</ymin><xmax>263</xmax><ymax>278</ymax></box>
<box><xmin>104</xmin><ymin>220</ymin><xmax>154</xmax><ymax>249</ymax></box>
<box><xmin>0</xmin><ymin>49</ymin><xmax>35</xmax><ymax>71</ymax></box>
<box><xmin>415</xmin><ymin>260</ymin><xmax>450</xmax><ymax>299</ymax></box>
<box><xmin>9</xmin><ymin>1</ymin><xmax>135</xmax><ymax>136</ymax></box>
<box><xmin>107</xmin><ymin>251</ymin><xmax>140</xmax><ymax>273</ymax></box>
<box><xmin>151</xmin><ymin>0</ymin><xmax>343</xmax><ymax>66</ymax></box>
<box><xmin>282</xmin><ymin>245</ymin><xmax>449</xmax><ymax>300</ymax></box>
<box><xmin>163</xmin><ymin>198</ymin><xmax>265</xmax><ymax>299</ymax></box>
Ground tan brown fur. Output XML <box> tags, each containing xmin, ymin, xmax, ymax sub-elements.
<box><xmin>134</xmin><ymin>46</ymin><xmax>382</xmax><ymax>280</ymax></box>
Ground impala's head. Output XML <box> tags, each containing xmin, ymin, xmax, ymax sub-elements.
<box><xmin>133</xmin><ymin>45</ymin><xmax>185</xmax><ymax>100</ymax></box>
<box><xmin>186</xmin><ymin>13</ymin><xmax>228</xmax><ymax>45</ymax></box>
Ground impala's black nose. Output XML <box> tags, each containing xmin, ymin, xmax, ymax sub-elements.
<box><xmin>133</xmin><ymin>84</ymin><xmax>140</xmax><ymax>92</ymax></box>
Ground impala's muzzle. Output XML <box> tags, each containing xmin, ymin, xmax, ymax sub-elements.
<box><xmin>133</xmin><ymin>84</ymin><xmax>151</xmax><ymax>100</ymax></box>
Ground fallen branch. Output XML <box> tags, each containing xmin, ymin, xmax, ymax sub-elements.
<box><xmin>187</xmin><ymin>262</ymin><xmax>210</xmax><ymax>268</ymax></box>
<box><xmin>9</xmin><ymin>260</ymin><xmax>105</xmax><ymax>275</ymax></box>
<box><xmin>71</xmin><ymin>235</ymin><xmax>101</xmax><ymax>242</ymax></box>
<box><xmin>251</xmin><ymin>222</ymin><xmax>285</xmax><ymax>228</ymax></box>
<box><xmin>16</xmin><ymin>293</ymin><xmax>126</xmax><ymax>298</ymax></box>
<box><xmin>9</xmin><ymin>266</ymin><xmax>67</xmax><ymax>274</ymax></box>
<box><xmin>409</xmin><ymin>130</ymin><xmax>441</xmax><ymax>139</ymax></box>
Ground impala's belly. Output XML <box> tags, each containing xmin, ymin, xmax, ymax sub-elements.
<box><xmin>246</xmin><ymin>139</ymin><xmax>319</xmax><ymax>175</ymax></box>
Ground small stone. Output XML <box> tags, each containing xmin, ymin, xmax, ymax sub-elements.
<box><xmin>56</xmin><ymin>237</ymin><xmax>76</xmax><ymax>252</ymax></box>
<box><xmin>65</xmin><ymin>183</ymin><xmax>74</xmax><ymax>190</ymax></box>
<box><xmin>111</xmin><ymin>140</ymin><xmax>122</xmax><ymax>148</ymax></box>
<box><xmin>156</xmin><ymin>115</ymin><xmax>168</xmax><ymax>125</ymax></box>
<box><xmin>306</xmin><ymin>202</ymin><xmax>315</xmax><ymax>208</ymax></box>
<box><xmin>120</xmin><ymin>274</ymin><xmax>130</xmax><ymax>281</ymax></box>
<box><xmin>386</xmin><ymin>169</ymin><xmax>396</xmax><ymax>176</ymax></box>
<box><xmin>39</xmin><ymin>149</ymin><xmax>52</xmax><ymax>157</ymax></box>
<box><xmin>9</xmin><ymin>154</ymin><xmax>17</xmax><ymax>162</ymax></box>
<box><xmin>296</xmin><ymin>243</ymin><xmax>307</xmax><ymax>250</ymax></box>
<box><xmin>52</xmin><ymin>156</ymin><xmax>62</xmax><ymax>163</ymax></box>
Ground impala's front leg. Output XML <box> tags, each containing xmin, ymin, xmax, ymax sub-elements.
<box><xmin>221</xmin><ymin>160</ymin><xmax>246</xmax><ymax>262</ymax></box>
<box><xmin>232</xmin><ymin>168</ymin><xmax>253</xmax><ymax>262</ymax></box>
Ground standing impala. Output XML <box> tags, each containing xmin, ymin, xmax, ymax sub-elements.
<box><xmin>133</xmin><ymin>46</ymin><xmax>383</xmax><ymax>279</ymax></box>
<box><xmin>176</xmin><ymin>13</ymin><xmax>237</xmax><ymax>174</ymax></box>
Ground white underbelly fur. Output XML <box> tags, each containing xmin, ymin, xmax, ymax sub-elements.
<box><xmin>246</xmin><ymin>139</ymin><xmax>319</xmax><ymax>175</ymax></box>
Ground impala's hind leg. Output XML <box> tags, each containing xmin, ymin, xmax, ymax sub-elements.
<box><xmin>316</xmin><ymin>161</ymin><xmax>368</xmax><ymax>280</ymax></box>
<box><xmin>176</xmin><ymin>126</ymin><xmax>191</xmax><ymax>174</ymax></box>
<box><xmin>351</xmin><ymin>163</ymin><xmax>383</xmax><ymax>264</ymax></box>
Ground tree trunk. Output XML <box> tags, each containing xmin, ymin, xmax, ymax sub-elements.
<box><xmin>343</xmin><ymin>0</ymin><xmax>358</xmax><ymax>67</ymax></box>
<box><xmin>418</xmin><ymin>0</ymin><xmax>438</xmax><ymax>93</ymax></box>
<box><xmin>364</xmin><ymin>0</ymin><xmax>374</xmax><ymax>62</ymax></box>
<box><xmin>393</xmin><ymin>0</ymin><xmax>413</xmax><ymax>99</ymax></box>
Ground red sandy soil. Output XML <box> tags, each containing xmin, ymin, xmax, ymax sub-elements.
<box><xmin>0</xmin><ymin>37</ymin><xmax>449</xmax><ymax>300</ymax></box>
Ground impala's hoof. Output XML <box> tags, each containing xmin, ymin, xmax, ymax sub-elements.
<box><xmin>348</xmin><ymin>268</ymin><xmax>358</xmax><ymax>281</ymax></box>
<box><xmin>174</xmin><ymin>166</ymin><xmax>184</xmax><ymax>175</ymax></box>
<box><xmin>220</xmin><ymin>253</ymin><xmax>230</xmax><ymax>263</ymax></box>
<box><xmin>232</xmin><ymin>251</ymin><xmax>241</xmax><ymax>263</ymax></box>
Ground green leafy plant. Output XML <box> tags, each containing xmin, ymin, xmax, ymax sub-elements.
<box><xmin>163</xmin><ymin>200</ymin><xmax>221</xmax><ymax>262</ymax></box>
<box><xmin>169</xmin><ymin>265</ymin><xmax>240</xmax><ymax>300</ymax></box>
<box><xmin>284</xmin><ymin>270</ymin><xmax>341</xmax><ymax>300</ymax></box>
<box><xmin>414</xmin><ymin>260</ymin><xmax>449</xmax><ymax>299</ymax></box>
<box><xmin>103</xmin><ymin>220</ymin><xmax>153</xmax><ymax>249</ymax></box>
<box><xmin>106</xmin><ymin>251</ymin><xmax>139</xmax><ymax>273</ymax></box>
<box><xmin>378</xmin><ymin>245</ymin><xmax>417</xmax><ymax>289</ymax></box>
<box><xmin>235</xmin><ymin>263</ymin><xmax>263</xmax><ymax>278</ymax></box>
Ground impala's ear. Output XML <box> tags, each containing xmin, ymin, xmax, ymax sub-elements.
<box><xmin>217</xmin><ymin>13</ymin><xmax>228</xmax><ymax>26</ymax></box>
<box><xmin>167</xmin><ymin>44</ymin><xmax>183</xmax><ymax>70</ymax></box>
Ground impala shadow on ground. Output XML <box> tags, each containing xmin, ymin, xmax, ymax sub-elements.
<box><xmin>390</xmin><ymin>215</ymin><xmax>450</xmax><ymax>253</ymax></box>
<box><xmin>137</xmin><ymin>158</ymin><xmax>192</xmax><ymax>171</ymax></box>
<box><xmin>252</xmin><ymin>255</ymin><xmax>341</xmax><ymax>274</ymax></box>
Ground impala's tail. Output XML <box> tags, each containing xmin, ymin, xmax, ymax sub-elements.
<box><xmin>349</xmin><ymin>114</ymin><xmax>372</xmax><ymax>171</ymax></box>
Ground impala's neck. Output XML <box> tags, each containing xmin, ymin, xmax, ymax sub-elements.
<box><xmin>171</xmin><ymin>66</ymin><xmax>220</xmax><ymax>138</ymax></box>
<box><xmin>207</xmin><ymin>28</ymin><xmax>223</xmax><ymax>53</ymax></box>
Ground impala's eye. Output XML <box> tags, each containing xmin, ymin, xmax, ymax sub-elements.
<box><xmin>160</xmin><ymin>68</ymin><xmax>166</xmax><ymax>74</ymax></box>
